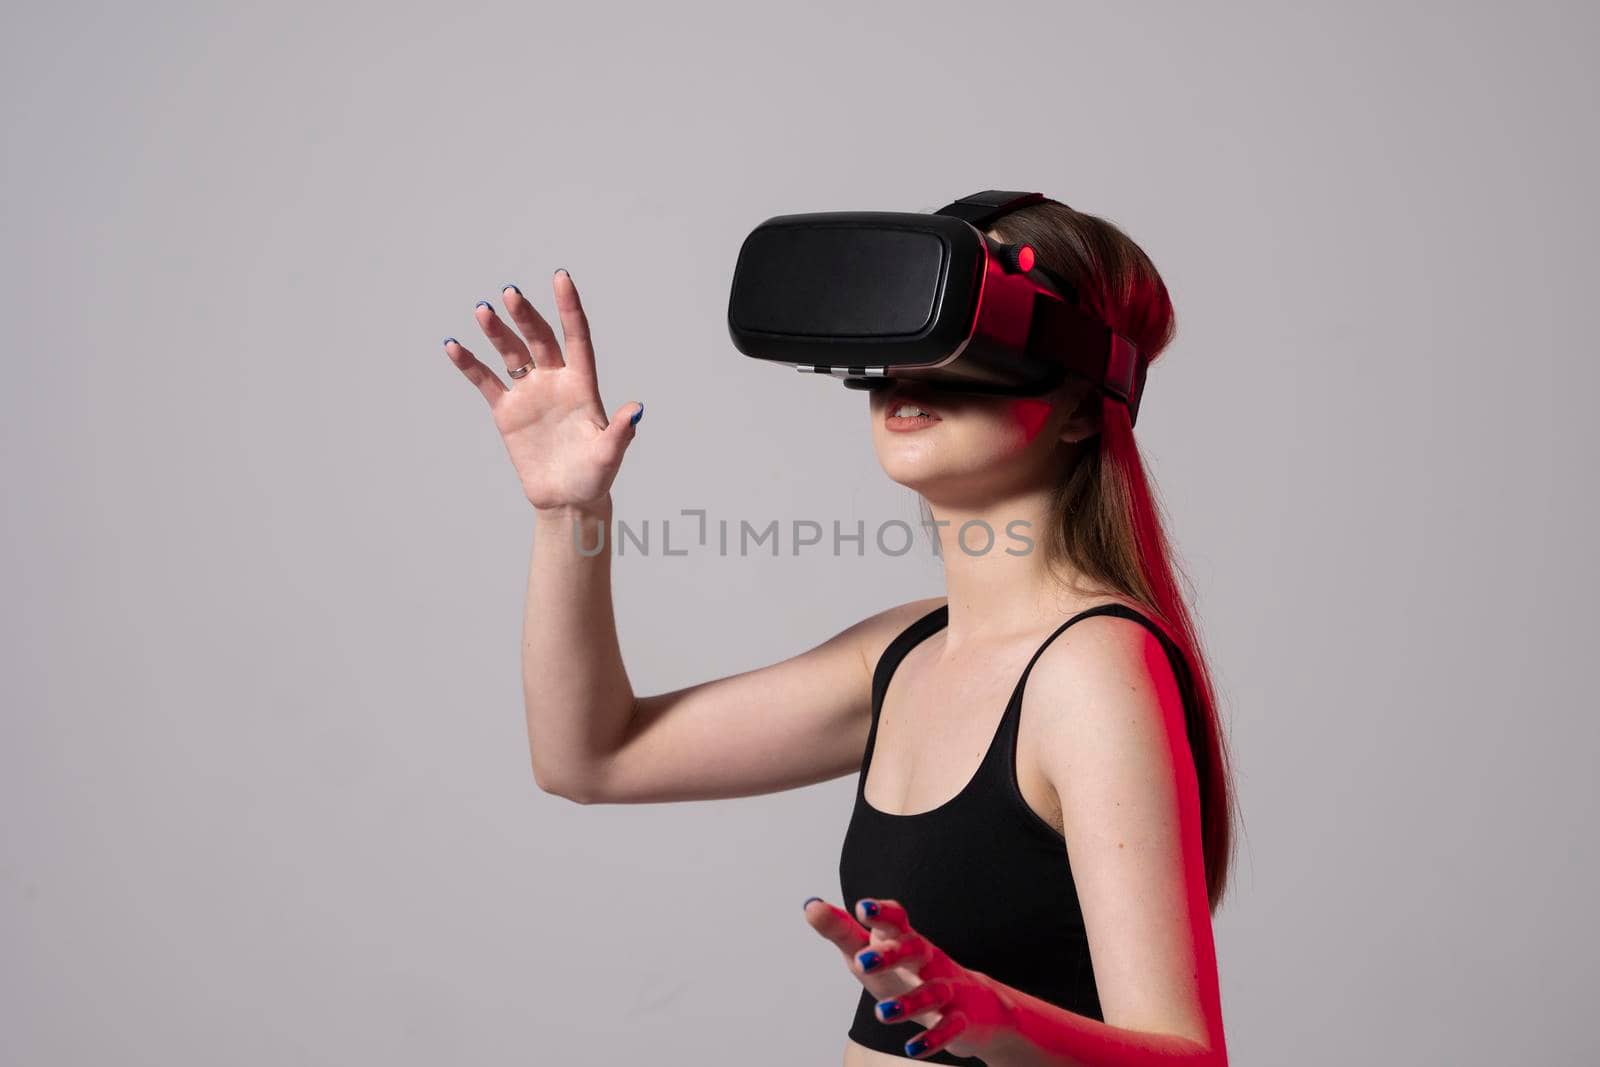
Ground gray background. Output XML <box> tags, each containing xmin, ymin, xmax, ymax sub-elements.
<box><xmin>3</xmin><ymin>1</ymin><xmax>1595</xmax><ymax>1063</ymax></box>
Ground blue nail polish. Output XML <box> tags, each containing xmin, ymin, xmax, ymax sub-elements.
<box><xmin>877</xmin><ymin>999</ymin><xmax>904</xmax><ymax>1021</ymax></box>
<box><xmin>860</xmin><ymin>899</ymin><xmax>880</xmax><ymax>918</ymax></box>
<box><xmin>475</xmin><ymin>300</ymin><xmax>492</xmax><ymax>311</ymax></box>
<box><xmin>502</xmin><ymin>283</ymin><xmax>521</xmax><ymax>296</ymax></box>
<box><xmin>630</xmin><ymin>403</ymin><xmax>644</xmax><ymax>426</ymax></box>
<box><xmin>905</xmin><ymin>1037</ymin><xmax>927</xmax><ymax>1056</ymax></box>
<box><xmin>802</xmin><ymin>895</ymin><xmax>822</xmax><ymax>910</ymax></box>
<box><xmin>858</xmin><ymin>950</ymin><xmax>881</xmax><ymax>973</ymax></box>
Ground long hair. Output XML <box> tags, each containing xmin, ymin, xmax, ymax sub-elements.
<box><xmin>937</xmin><ymin>198</ymin><xmax>1240</xmax><ymax>912</ymax></box>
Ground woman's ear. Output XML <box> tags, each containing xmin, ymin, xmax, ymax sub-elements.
<box><xmin>1054</xmin><ymin>387</ymin><xmax>1103</xmax><ymax>446</ymax></box>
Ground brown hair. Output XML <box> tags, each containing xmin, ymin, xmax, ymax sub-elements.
<box><xmin>989</xmin><ymin>199</ymin><xmax>1239</xmax><ymax>912</ymax></box>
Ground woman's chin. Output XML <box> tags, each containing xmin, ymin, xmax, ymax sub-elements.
<box><xmin>876</xmin><ymin>455</ymin><xmax>976</xmax><ymax>496</ymax></box>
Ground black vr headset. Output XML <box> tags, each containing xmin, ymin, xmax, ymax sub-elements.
<box><xmin>727</xmin><ymin>190</ymin><xmax>1150</xmax><ymax>426</ymax></box>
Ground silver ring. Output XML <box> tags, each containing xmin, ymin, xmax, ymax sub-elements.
<box><xmin>508</xmin><ymin>362</ymin><xmax>534</xmax><ymax>379</ymax></box>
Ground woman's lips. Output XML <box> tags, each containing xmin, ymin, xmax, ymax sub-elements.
<box><xmin>883</xmin><ymin>388</ymin><xmax>943</xmax><ymax>432</ymax></box>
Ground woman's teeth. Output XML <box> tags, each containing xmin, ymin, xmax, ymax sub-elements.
<box><xmin>893</xmin><ymin>404</ymin><xmax>929</xmax><ymax>417</ymax></box>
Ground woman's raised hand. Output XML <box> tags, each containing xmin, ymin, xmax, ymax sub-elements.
<box><xmin>445</xmin><ymin>271</ymin><xmax>643</xmax><ymax>511</ymax></box>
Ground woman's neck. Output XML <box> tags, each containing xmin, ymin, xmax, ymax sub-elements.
<box><xmin>927</xmin><ymin>489</ymin><xmax>1108</xmax><ymax>650</ymax></box>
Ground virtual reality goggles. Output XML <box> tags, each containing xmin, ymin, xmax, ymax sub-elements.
<box><xmin>727</xmin><ymin>190</ymin><xmax>1150</xmax><ymax>425</ymax></box>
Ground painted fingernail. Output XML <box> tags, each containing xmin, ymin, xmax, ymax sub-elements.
<box><xmin>502</xmin><ymin>283</ymin><xmax>521</xmax><ymax>296</ymax></box>
<box><xmin>905</xmin><ymin>1037</ymin><xmax>928</xmax><ymax>1056</ymax></box>
<box><xmin>802</xmin><ymin>896</ymin><xmax>822</xmax><ymax>910</ymax></box>
<box><xmin>877</xmin><ymin>998</ymin><xmax>904</xmax><ymax>1021</ymax></box>
<box><xmin>555</xmin><ymin>267</ymin><xmax>569</xmax><ymax>278</ymax></box>
<box><xmin>859</xmin><ymin>899</ymin><xmax>880</xmax><ymax>918</ymax></box>
<box><xmin>857</xmin><ymin>950</ymin><xmax>882</xmax><ymax>973</ymax></box>
<box><xmin>475</xmin><ymin>300</ymin><xmax>492</xmax><ymax>311</ymax></box>
<box><xmin>630</xmin><ymin>403</ymin><xmax>644</xmax><ymax>426</ymax></box>
<box><xmin>443</xmin><ymin>337</ymin><xmax>457</xmax><ymax>347</ymax></box>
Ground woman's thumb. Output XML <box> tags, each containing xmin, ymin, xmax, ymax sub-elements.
<box><xmin>604</xmin><ymin>401</ymin><xmax>644</xmax><ymax>452</ymax></box>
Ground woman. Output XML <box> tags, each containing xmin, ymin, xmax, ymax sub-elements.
<box><xmin>442</xmin><ymin>197</ymin><xmax>1236</xmax><ymax>1066</ymax></box>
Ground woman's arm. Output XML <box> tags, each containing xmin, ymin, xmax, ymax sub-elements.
<box><xmin>988</xmin><ymin>614</ymin><xmax>1226</xmax><ymax>1067</ymax></box>
<box><xmin>446</xmin><ymin>271</ymin><xmax>943</xmax><ymax>807</ymax></box>
<box><xmin>525</xmin><ymin>487</ymin><xmax>942</xmax><ymax>804</ymax></box>
<box><xmin>981</xmin><ymin>985</ymin><xmax>1219</xmax><ymax>1067</ymax></box>
<box><xmin>522</xmin><ymin>491</ymin><xmax>631</xmax><ymax>797</ymax></box>
<box><xmin>444</xmin><ymin>273</ymin><xmax>645</xmax><ymax>799</ymax></box>
<box><xmin>536</xmin><ymin>571</ymin><xmax>948</xmax><ymax>805</ymax></box>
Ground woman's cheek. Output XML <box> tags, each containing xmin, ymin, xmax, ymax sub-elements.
<box><xmin>1004</xmin><ymin>397</ymin><xmax>1057</xmax><ymax>442</ymax></box>
<box><xmin>956</xmin><ymin>415</ymin><xmax>1035</xmax><ymax>462</ymax></box>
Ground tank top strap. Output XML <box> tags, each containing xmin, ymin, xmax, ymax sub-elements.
<box><xmin>948</xmin><ymin>603</ymin><xmax>1153</xmax><ymax>822</ymax></box>
<box><xmin>996</xmin><ymin>601</ymin><xmax>1201</xmax><ymax>784</ymax></box>
<box><xmin>995</xmin><ymin>601</ymin><xmax>1194</xmax><ymax>748</ymax></box>
<box><xmin>1002</xmin><ymin>603</ymin><xmax>1135</xmax><ymax>710</ymax></box>
<box><xmin>870</xmin><ymin>601</ymin><xmax>951</xmax><ymax>715</ymax></box>
<box><xmin>857</xmin><ymin>602</ymin><xmax>950</xmax><ymax>801</ymax></box>
<box><xmin>1081</xmin><ymin>603</ymin><xmax>1194</xmax><ymax>686</ymax></box>
<box><xmin>1072</xmin><ymin>603</ymin><xmax>1203</xmax><ymax>771</ymax></box>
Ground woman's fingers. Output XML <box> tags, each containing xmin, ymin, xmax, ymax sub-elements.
<box><xmin>854</xmin><ymin>932</ymin><xmax>932</xmax><ymax>978</ymax></box>
<box><xmin>472</xmin><ymin>297</ymin><xmax>542</xmax><ymax>375</ymax></box>
<box><xmin>550</xmin><ymin>269</ymin><xmax>597</xmax><ymax>378</ymax></box>
<box><xmin>856</xmin><ymin>898</ymin><xmax>913</xmax><ymax>938</ymax></box>
<box><xmin>903</xmin><ymin>1010</ymin><xmax>969</xmax><ymax>1060</ymax></box>
<box><xmin>857</xmin><ymin>900</ymin><xmax>962</xmax><ymax>984</ymax></box>
<box><xmin>876</xmin><ymin>977</ymin><xmax>955</xmax><ymax>1024</ymax></box>
<box><xmin>498</xmin><ymin>284</ymin><xmax>567</xmax><ymax>371</ymax></box>
<box><xmin>802</xmin><ymin>898</ymin><xmax>871</xmax><ymax>958</ymax></box>
<box><xmin>851</xmin><ymin>895</ymin><xmax>915</xmax><ymax>940</ymax></box>
<box><xmin>443</xmin><ymin>337</ymin><xmax>509</xmax><ymax>407</ymax></box>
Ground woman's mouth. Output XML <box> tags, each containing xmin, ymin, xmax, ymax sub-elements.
<box><xmin>884</xmin><ymin>395</ymin><xmax>943</xmax><ymax>432</ymax></box>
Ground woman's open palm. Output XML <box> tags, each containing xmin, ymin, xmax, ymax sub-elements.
<box><xmin>445</xmin><ymin>271</ymin><xmax>642</xmax><ymax>510</ymax></box>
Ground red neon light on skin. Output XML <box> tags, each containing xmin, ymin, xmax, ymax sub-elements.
<box><xmin>1008</xmin><ymin>396</ymin><xmax>1055</xmax><ymax>441</ymax></box>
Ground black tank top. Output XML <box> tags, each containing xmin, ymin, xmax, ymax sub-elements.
<box><xmin>837</xmin><ymin>600</ymin><xmax>1198</xmax><ymax>1065</ymax></box>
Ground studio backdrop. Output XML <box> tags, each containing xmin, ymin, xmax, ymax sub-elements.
<box><xmin>2</xmin><ymin>1</ymin><xmax>1595</xmax><ymax>1064</ymax></box>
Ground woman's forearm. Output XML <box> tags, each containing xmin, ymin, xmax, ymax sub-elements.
<box><xmin>984</xmin><ymin>983</ymin><xmax>1223</xmax><ymax>1067</ymax></box>
<box><xmin>523</xmin><ymin>492</ymin><xmax>633</xmax><ymax>798</ymax></box>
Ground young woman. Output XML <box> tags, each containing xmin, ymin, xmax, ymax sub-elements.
<box><xmin>442</xmin><ymin>198</ymin><xmax>1236</xmax><ymax>1067</ymax></box>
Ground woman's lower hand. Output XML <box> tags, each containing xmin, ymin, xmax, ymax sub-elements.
<box><xmin>802</xmin><ymin>896</ymin><xmax>1017</xmax><ymax>1061</ymax></box>
<box><xmin>443</xmin><ymin>271</ymin><xmax>643</xmax><ymax>512</ymax></box>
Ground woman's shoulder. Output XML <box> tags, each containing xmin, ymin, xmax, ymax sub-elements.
<box><xmin>1061</xmin><ymin>595</ymin><xmax>1184</xmax><ymax>653</ymax></box>
<box><xmin>1026</xmin><ymin>597</ymin><xmax>1190</xmax><ymax>723</ymax></box>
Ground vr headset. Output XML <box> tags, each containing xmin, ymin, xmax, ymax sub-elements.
<box><xmin>727</xmin><ymin>190</ymin><xmax>1150</xmax><ymax>425</ymax></box>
